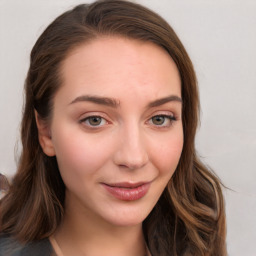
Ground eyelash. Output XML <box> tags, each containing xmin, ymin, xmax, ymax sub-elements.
<box><xmin>147</xmin><ymin>114</ymin><xmax>177</xmax><ymax>128</ymax></box>
<box><xmin>79</xmin><ymin>114</ymin><xmax>177</xmax><ymax>129</ymax></box>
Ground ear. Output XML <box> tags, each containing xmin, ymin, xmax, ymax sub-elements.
<box><xmin>34</xmin><ymin>110</ymin><xmax>56</xmax><ymax>157</ymax></box>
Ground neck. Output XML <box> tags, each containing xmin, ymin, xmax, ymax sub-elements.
<box><xmin>53</xmin><ymin>195</ymin><xmax>147</xmax><ymax>256</ymax></box>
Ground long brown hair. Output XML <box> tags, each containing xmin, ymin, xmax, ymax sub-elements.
<box><xmin>0</xmin><ymin>1</ymin><xmax>226</xmax><ymax>255</ymax></box>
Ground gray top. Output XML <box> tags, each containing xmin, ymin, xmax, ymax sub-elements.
<box><xmin>0</xmin><ymin>234</ymin><xmax>54</xmax><ymax>256</ymax></box>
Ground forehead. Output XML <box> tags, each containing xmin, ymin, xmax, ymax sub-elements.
<box><xmin>58</xmin><ymin>36</ymin><xmax>181</xmax><ymax>103</ymax></box>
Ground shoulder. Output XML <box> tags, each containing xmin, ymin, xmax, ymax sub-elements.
<box><xmin>0</xmin><ymin>234</ymin><xmax>54</xmax><ymax>256</ymax></box>
<box><xmin>0</xmin><ymin>234</ymin><xmax>22</xmax><ymax>255</ymax></box>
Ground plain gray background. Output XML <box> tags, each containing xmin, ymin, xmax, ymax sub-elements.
<box><xmin>0</xmin><ymin>0</ymin><xmax>255</xmax><ymax>255</ymax></box>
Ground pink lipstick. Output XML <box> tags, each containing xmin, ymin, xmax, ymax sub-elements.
<box><xmin>102</xmin><ymin>182</ymin><xmax>150</xmax><ymax>201</ymax></box>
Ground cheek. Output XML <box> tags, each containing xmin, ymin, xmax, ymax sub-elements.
<box><xmin>150</xmin><ymin>129</ymin><xmax>183</xmax><ymax>176</ymax></box>
<box><xmin>52</xmin><ymin>130</ymin><xmax>113</xmax><ymax>178</ymax></box>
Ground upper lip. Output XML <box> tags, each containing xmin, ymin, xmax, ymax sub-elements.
<box><xmin>102</xmin><ymin>181</ymin><xmax>149</xmax><ymax>188</ymax></box>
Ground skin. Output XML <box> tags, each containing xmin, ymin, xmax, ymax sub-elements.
<box><xmin>37</xmin><ymin>36</ymin><xmax>183</xmax><ymax>256</ymax></box>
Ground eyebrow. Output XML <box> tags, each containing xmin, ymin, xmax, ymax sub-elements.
<box><xmin>69</xmin><ymin>94</ymin><xmax>182</xmax><ymax>108</ymax></box>
<box><xmin>147</xmin><ymin>95</ymin><xmax>182</xmax><ymax>108</ymax></box>
<box><xmin>69</xmin><ymin>95</ymin><xmax>120</xmax><ymax>107</ymax></box>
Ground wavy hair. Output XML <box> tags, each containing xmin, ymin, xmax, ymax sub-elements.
<box><xmin>0</xmin><ymin>1</ymin><xmax>226</xmax><ymax>255</ymax></box>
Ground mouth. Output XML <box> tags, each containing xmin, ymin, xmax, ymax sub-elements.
<box><xmin>101</xmin><ymin>181</ymin><xmax>151</xmax><ymax>201</ymax></box>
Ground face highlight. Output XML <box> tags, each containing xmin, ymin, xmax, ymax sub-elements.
<box><xmin>39</xmin><ymin>37</ymin><xmax>183</xmax><ymax>227</ymax></box>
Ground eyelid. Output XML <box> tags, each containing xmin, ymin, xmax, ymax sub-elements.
<box><xmin>147</xmin><ymin>110</ymin><xmax>176</xmax><ymax>119</ymax></box>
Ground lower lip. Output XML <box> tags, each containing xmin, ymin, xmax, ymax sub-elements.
<box><xmin>102</xmin><ymin>183</ymin><xmax>150</xmax><ymax>201</ymax></box>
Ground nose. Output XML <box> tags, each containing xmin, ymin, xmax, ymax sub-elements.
<box><xmin>113</xmin><ymin>124</ymin><xmax>149</xmax><ymax>170</ymax></box>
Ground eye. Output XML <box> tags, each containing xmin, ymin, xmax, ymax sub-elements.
<box><xmin>149</xmin><ymin>114</ymin><xmax>176</xmax><ymax>127</ymax></box>
<box><xmin>80</xmin><ymin>116</ymin><xmax>107</xmax><ymax>127</ymax></box>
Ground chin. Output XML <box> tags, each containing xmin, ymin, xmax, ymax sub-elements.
<box><xmin>108</xmin><ymin>217</ymin><xmax>146</xmax><ymax>227</ymax></box>
<box><xmin>101</xmin><ymin>206</ymin><xmax>151</xmax><ymax>227</ymax></box>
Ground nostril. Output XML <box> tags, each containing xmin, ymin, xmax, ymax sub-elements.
<box><xmin>120</xmin><ymin>164</ymin><xmax>137</xmax><ymax>170</ymax></box>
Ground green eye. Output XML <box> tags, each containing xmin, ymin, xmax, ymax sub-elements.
<box><xmin>88</xmin><ymin>116</ymin><xmax>102</xmax><ymax>126</ymax></box>
<box><xmin>151</xmin><ymin>116</ymin><xmax>166</xmax><ymax>125</ymax></box>
<box><xmin>150</xmin><ymin>115</ymin><xmax>176</xmax><ymax>127</ymax></box>
<box><xmin>82</xmin><ymin>116</ymin><xmax>106</xmax><ymax>127</ymax></box>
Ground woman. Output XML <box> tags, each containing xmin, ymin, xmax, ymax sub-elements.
<box><xmin>0</xmin><ymin>0</ymin><xmax>226</xmax><ymax>255</ymax></box>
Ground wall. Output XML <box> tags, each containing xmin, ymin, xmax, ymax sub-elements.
<box><xmin>0</xmin><ymin>0</ymin><xmax>255</xmax><ymax>254</ymax></box>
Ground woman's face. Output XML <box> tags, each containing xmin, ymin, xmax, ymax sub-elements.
<box><xmin>40</xmin><ymin>37</ymin><xmax>183</xmax><ymax>226</ymax></box>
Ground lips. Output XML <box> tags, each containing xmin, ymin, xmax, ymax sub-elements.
<box><xmin>101</xmin><ymin>182</ymin><xmax>151</xmax><ymax>201</ymax></box>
